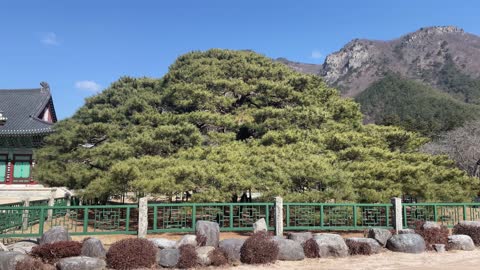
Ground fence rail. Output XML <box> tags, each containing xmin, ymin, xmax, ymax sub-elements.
<box><xmin>2</xmin><ymin>199</ymin><xmax>480</xmax><ymax>239</ymax></box>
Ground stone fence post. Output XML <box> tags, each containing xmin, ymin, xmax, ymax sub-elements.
<box><xmin>47</xmin><ymin>191</ymin><xmax>55</xmax><ymax>221</ymax></box>
<box><xmin>275</xmin><ymin>196</ymin><xmax>283</xmax><ymax>236</ymax></box>
<box><xmin>22</xmin><ymin>198</ymin><xmax>30</xmax><ymax>230</ymax></box>
<box><xmin>138</xmin><ymin>197</ymin><xmax>148</xmax><ymax>238</ymax></box>
<box><xmin>391</xmin><ymin>197</ymin><xmax>403</xmax><ymax>233</ymax></box>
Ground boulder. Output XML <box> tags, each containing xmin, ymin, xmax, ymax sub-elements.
<box><xmin>157</xmin><ymin>248</ymin><xmax>180</xmax><ymax>268</ymax></box>
<box><xmin>176</xmin><ymin>235</ymin><xmax>197</xmax><ymax>248</ymax></box>
<box><xmin>367</xmin><ymin>228</ymin><xmax>392</xmax><ymax>246</ymax></box>
<box><xmin>196</xmin><ymin>221</ymin><xmax>220</xmax><ymax>247</ymax></box>
<box><xmin>0</xmin><ymin>243</ymin><xmax>7</xmax><ymax>252</ymax></box>
<box><xmin>458</xmin><ymin>221</ymin><xmax>480</xmax><ymax>227</ymax></box>
<box><xmin>447</xmin><ymin>235</ymin><xmax>475</xmax><ymax>251</ymax></box>
<box><xmin>287</xmin><ymin>232</ymin><xmax>313</xmax><ymax>245</ymax></box>
<box><xmin>0</xmin><ymin>251</ymin><xmax>27</xmax><ymax>270</ymax></box>
<box><xmin>149</xmin><ymin>238</ymin><xmax>177</xmax><ymax>249</ymax></box>
<box><xmin>273</xmin><ymin>238</ymin><xmax>305</xmax><ymax>261</ymax></box>
<box><xmin>219</xmin><ymin>239</ymin><xmax>245</xmax><ymax>262</ymax></box>
<box><xmin>196</xmin><ymin>246</ymin><xmax>215</xmax><ymax>266</ymax></box>
<box><xmin>39</xmin><ymin>226</ymin><xmax>71</xmax><ymax>245</ymax></box>
<box><xmin>345</xmin><ymin>237</ymin><xmax>382</xmax><ymax>254</ymax></box>
<box><xmin>7</xmin><ymin>240</ymin><xmax>38</xmax><ymax>255</ymax></box>
<box><xmin>422</xmin><ymin>221</ymin><xmax>441</xmax><ymax>229</ymax></box>
<box><xmin>56</xmin><ymin>256</ymin><xmax>106</xmax><ymax>270</ymax></box>
<box><xmin>253</xmin><ymin>218</ymin><xmax>267</xmax><ymax>233</ymax></box>
<box><xmin>313</xmin><ymin>233</ymin><xmax>348</xmax><ymax>258</ymax></box>
<box><xmin>398</xmin><ymin>229</ymin><xmax>415</xmax><ymax>234</ymax></box>
<box><xmin>433</xmin><ymin>244</ymin><xmax>446</xmax><ymax>253</ymax></box>
<box><xmin>386</xmin><ymin>234</ymin><xmax>426</xmax><ymax>253</ymax></box>
<box><xmin>81</xmin><ymin>238</ymin><xmax>106</xmax><ymax>258</ymax></box>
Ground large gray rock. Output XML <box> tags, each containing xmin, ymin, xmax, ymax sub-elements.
<box><xmin>157</xmin><ymin>248</ymin><xmax>180</xmax><ymax>268</ymax></box>
<box><xmin>56</xmin><ymin>256</ymin><xmax>106</xmax><ymax>270</ymax></box>
<box><xmin>0</xmin><ymin>243</ymin><xmax>7</xmax><ymax>252</ymax></box>
<box><xmin>313</xmin><ymin>233</ymin><xmax>348</xmax><ymax>258</ymax></box>
<box><xmin>176</xmin><ymin>234</ymin><xmax>197</xmax><ymax>248</ymax></box>
<box><xmin>345</xmin><ymin>237</ymin><xmax>382</xmax><ymax>254</ymax></box>
<box><xmin>196</xmin><ymin>246</ymin><xmax>215</xmax><ymax>266</ymax></box>
<box><xmin>386</xmin><ymin>234</ymin><xmax>426</xmax><ymax>253</ymax></box>
<box><xmin>273</xmin><ymin>238</ymin><xmax>305</xmax><ymax>261</ymax></box>
<box><xmin>253</xmin><ymin>218</ymin><xmax>267</xmax><ymax>233</ymax></box>
<box><xmin>367</xmin><ymin>228</ymin><xmax>392</xmax><ymax>247</ymax></box>
<box><xmin>149</xmin><ymin>238</ymin><xmax>177</xmax><ymax>249</ymax></box>
<box><xmin>7</xmin><ymin>240</ymin><xmax>38</xmax><ymax>255</ymax></box>
<box><xmin>448</xmin><ymin>235</ymin><xmax>475</xmax><ymax>251</ymax></box>
<box><xmin>39</xmin><ymin>226</ymin><xmax>71</xmax><ymax>245</ymax></box>
<box><xmin>398</xmin><ymin>229</ymin><xmax>415</xmax><ymax>234</ymax></box>
<box><xmin>196</xmin><ymin>221</ymin><xmax>220</xmax><ymax>247</ymax></box>
<box><xmin>0</xmin><ymin>251</ymin><xmax>27</xmax><ymax>270</ymax></box>
<box><xmin>219</xmin><ymin>238</ymin><xmax>245</xmax><ymax>262</ymax></box>
<box><xmin>287</xmin><ymin>232</ymin><xmax>313</xmax><ymax>245</ymax></box>
<box><xmin>423</xmin><ymin>221</ymin><xmax>441</xmax><ymax>229</ymax></box>
<box><xmin>459</xmin><ymin>221</ymin><xmax>480</xmax><ymax>227</ymax></box>
<box><xmin>81</xmin><ymin>238</ymin><xmax>106</xmax><ymax>258</ymax></box>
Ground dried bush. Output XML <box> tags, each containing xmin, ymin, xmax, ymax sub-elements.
<box><xmin>15</xmin><ymin>257</ymin><xmax>54</xmax><ymax>270</ymax></box>
<box><xmin>30</xmin><ymin>241</ymin><xmax>82</xmax><ymax>263</ymax></box>
<box><xmin>414</xmin><ymin>221</ymin><xmax>449</xmax><ymax>250</ymax></box>
<box><xmin>209</xmin><ymin>247</ymin><xmax>229</xmax><ymax>266</ymax></box>
<box><xmin>106</xmin><ymin>238</ymin><xmax>157</xmax><ymax>270</ymax></box>
<box><xmin>453</xmin><ymin>223</ymin><xmax>480</xmax><ymax>246</ymax></box>
<box><xmin>195</xmin><ymin>231</ymin><xmax>207</xmax><ymax>247</ymax></box>
<box><xmin>240</xmin><ymin>232</ymin><xmax>279</xmax><ymax>264</ymax></box>
<box><xmin>346</xmin><ymin>241</ymin><xmax>372</xmax><ymax>255</ymax></box>
<box><xmin>177</xmin><ymin>244</ymin><xmax>198</xmax><ymax>269</ymax></box>
<box><xmin>303</xmin><ymin>238</ymin><xmax>319</xmax><ymax>258</ymax></box>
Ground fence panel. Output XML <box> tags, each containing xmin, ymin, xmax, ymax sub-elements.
<box><xmin>0</xmin><ymin>205</ymin><xmax>138</xmax><ymax>238</ymax></box>
<box><xmin>147</xmin><ymin>203</ymin><xmax>274</xmax><ymax>233</ymax></box>
<box><xmin>403</xmin><ymin>203</ymin><xmax>480</xmax><ymax>228</ymax></box>
<box><xmin>284</xmin><ymin>203</ymin><xmax>393</xmax><ymax>230</ymax></box>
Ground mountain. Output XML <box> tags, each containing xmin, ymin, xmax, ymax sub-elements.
<box><xmin>278</xmin><ymin>26</ymin><xmax>480</xmax><ymax>136</ymax></box>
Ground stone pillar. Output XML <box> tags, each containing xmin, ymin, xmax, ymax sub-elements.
<box><xmin>275</xmin><ymin>196</ymin><xmax>283</xmax><ymax>236</ymax></box>
<box><xmin>66</xmin><ymin>197</ymin><xmax>71</xmax><ymax>218</ymax></box>
<box><xmin>138</xmin><ymin>197</ymin><xmax>148</xmax><ymax>238</ymax></box>
<box><xmin>22</xmin><ymin>198</ymin><xmax>30</xmax><ymax>230</ymax></box>
<box><xmin>47</xmin><ymin>192</ymin><xmax>55</xmax><ymax>221</ymax></box>
<box><xmin>391</xmin><ymin>197</ymin><xmax>403</xmax><ymax>233</ymax></box>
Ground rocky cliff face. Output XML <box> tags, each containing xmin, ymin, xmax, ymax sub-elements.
<box><xmin>280</xmin><ymin>26</ymin><xmax>480</xmax><ymax>97</ymax></box>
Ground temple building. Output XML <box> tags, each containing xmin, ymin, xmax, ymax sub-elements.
<box><xmin>0</xmin><ymin>82</ymin><xmax>57</xmax><ymax>185</ymax></box>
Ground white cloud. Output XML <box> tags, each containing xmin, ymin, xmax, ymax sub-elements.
<box><xmin>75</xmin><ymin>80</ymin><xmax>101</xmax><ymax>92</ymax></box>
<box><xmin>41</xmin><ymin>32</ymin><xmax>60</xmax><ymax>46</ymax></box>
<box><xmin>311</xmin><ymin>50</ymin><xmax>323</xmax><ymax>59</ymax></box>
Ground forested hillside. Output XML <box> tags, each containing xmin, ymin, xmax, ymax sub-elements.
<box><xmin>35</xmin><ymin>50</ymin><xmax>478</xmax><ymax>203</ymax></box>
<box><xmin>356</xmin><ymin>74</ymin><xmax>480</xmax><ymax>137</ymax></box>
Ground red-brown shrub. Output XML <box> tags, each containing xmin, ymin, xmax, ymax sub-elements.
<box><xmin>15</xmin><ymin>257</ymin><xmax>54</xmax><ymax>270</ymax></box>
<box><xmin>346</xmin><ymin>241</ymin><xmax>372</xmax><ymax>255</ymax></box>
<box><xmin>303</xmin><ymin>238</ymin><xmax>319</xmax><ymax>258</ymax></box>
<box><xmin>209</xmin><ymin>247</ymin><xmax>229</xmax><ymax>266</ymax></box>
<box><xmin>106</xmin><ymin>238</ymin><xmax>157</xmax><ymax>269</ymax></box>
<box><xmin>177</xmin><ymin>244</ymin><xmax>198</xmax><ymax>269</ymax></box>
<box><xmin>240</xmin><ymin>232</ymin><xmax>279</xmax><ymax>264</ymax></box>
<box><xmin>414</xmin><ymin>221</ymin><xmax>449</xmax><ymax>250</ymax></box>
<box><xmin>30</xmin><ymin>241</ymin><xmax>82</xmax><ymax>263</ymax></box>
<box><xmin>453</xmin><ymin>223</ymin><xmax>480</xmax><ymax>246</ymax></box>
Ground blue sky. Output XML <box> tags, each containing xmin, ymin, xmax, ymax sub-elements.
<box><xmin>1</xmin><ymin>0</ymin><xmax>478</xmax><ymax>119</ymax></box>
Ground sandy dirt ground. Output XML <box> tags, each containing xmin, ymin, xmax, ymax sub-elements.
<box><xmin>223</xmin><ymin>249</ymin><xmax>480</xmax><ymax>270</ymax></box>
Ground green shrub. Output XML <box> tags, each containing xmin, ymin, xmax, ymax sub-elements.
<box><xmin>209</xmin><ymin>247</ymin><xmax>229</xmax><ymax>266</ymax></box>
<box><xmin>414</xmin><ymin>221</ymin><xmax>449</xmax><ymax>250</ymax></box>
<box><xmin>15</xmin><ymin>257</ymin><xmax>54</xmax><ymax>270</ymax></box>
<box><xmin>346</xmin><ymin>240</ymin><xmax>372</xmax><ymax>255</ymax></box>
<box><xmin>106</xmin><ymin>238</ymin><xmax>157</xmax><ymax>269</ymax></box>
<box><xmin>303</xmin><ymin>238</ymin><xmax>319</xmax><ymax>258</ymax></box>
<box><xmin>240</xmin><ymin>232</ymin><xmax>279</xmax><ymax>264</ymax></box>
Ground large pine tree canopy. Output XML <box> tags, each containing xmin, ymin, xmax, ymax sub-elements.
<box><xmin>35</xmin><ymin>49</ymin><xmax>479</xmax><ymax>202</ymax></box>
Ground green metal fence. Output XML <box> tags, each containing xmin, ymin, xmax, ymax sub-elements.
<box><xmin>403</xmin><ymin>203</ymin><xmax>480</xmax><ymax>228</ymax></box>
<box><xmin>147</xmin><ymin>203</ymin><xmax>274</xmax><ymax>233</ymax></box>
<box><xmin>284</xmin><ymin>203</ymin><xmax>393</xmax><ymax>230</ymax></box>
<box><xmin>0</xmin><ymin>204</ymin><xmax>138</xmax><ymax>238</ymax></box>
